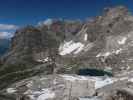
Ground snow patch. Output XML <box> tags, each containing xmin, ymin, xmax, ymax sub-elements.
<box><xmin>96</xmin><ymin>48</ymin><xmax>122</xmax><ymax>58</ymax></box>
<box><xmin>73</xmin><ymin>44</ymin><xmax>84</xmax><ymax>54</ymax></box>
<box><xmin>103</xmin><ymin>52</ymin><xmax>111</xmax><ymax>57</ymax></box>
<box><xmin>61</xmin><ymin>75</ymin><xmax>88</xmax><ymax>81</ymax></box>
<box><xmin>25</xmin><ymin>88</ymin><xmax>55</xmax><ymax>100</ymax></box>
<box><xmin>118</xmin><ymin>37</ymin><xmax>127</xmax><ymax>45</ymax></box>
<box><xmin>128</xmin><ymin>78</ymin><xmax>133</xmax><ymax>82</ymax></box>
<box><xmin>61</xmin><ymin>75</ymin><xmax>116</xmax><ymax>89</ymax></box>
<box><xmin>127</xmin><ymin>58</ymin><xmax>133</xmax><ymax>62</ymax></box>
<box><xmin>96</xmin><ymin>52</ymin><xmax>111</xmax><ymax>57</ymax></box>
<box><xmin>37</xmin><ymin>89</ymin><xmax>55</xmax><ymax>100</ymax></box>
<box><xmin>119</xmin><ymin>77</ymin><xmax>128</xmax><ymax>81</ymax></box>
<box><xmin>38</xmin><ymin>19</ymin><xmax>53</xmax><ymax>26</ymax></box>
<box><xmin>94</xmin><ymin>77</ymin><xmax>115</xmax><ymax>89</ymax></box>
<box><xmin>6</xmin><ymin>88</ymin><xmax>17</xmax><ymax>93</ymax></box>
<box><xmin>43</xmin><ymin>57</ymin><xmax>50</xmax><ymax>62</ymax></box>
<box><xmin>44</xmin><ymin>19</ymin><xmax>53</xmax><ymax>25</ymax></box>
<box><xmin>84</xmin><ymin>34</ymin><xmax>88</xmax><ymax>41</ymax></box>
<box><xmin>126</xmin><ymin>65</ymin><xmax>130</xmax><ymax>70</ymax></box>
<box><xmin>37</xmin><ymin>57</ymin><xmax>51</xmax><ymax>63</ymax></box>
<box><xmin>114</xmin><ymin>48</ymin><xmax>122</xmax><ymax>54</ymax></box>
<box><xmin>59</xmin><ymin>41</ymin><xmax>84</xmax><ymax>55</ymax></box>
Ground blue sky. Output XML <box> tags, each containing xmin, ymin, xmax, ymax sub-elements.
<box><xmin>0</xmin><ymin>0</ymin><xmax>133</xmax><ymax>39</ymax></box>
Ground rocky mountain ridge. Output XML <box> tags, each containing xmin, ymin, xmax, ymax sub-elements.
<box><xmin>0</xmin><ymin>6</ymin><xmax>133</xmax><ymax>100</ymax></box>
<box><xmin>2</xmin><ymin>6</ymin><xmax>133</xmax><ymax>72</ymax></box>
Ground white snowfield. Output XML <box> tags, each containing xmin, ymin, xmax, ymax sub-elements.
<box><xmin>115</xmin><ymin>48</ymin><xmax>122</xmax><ymax>54</ymax></box>
<box><xmin>94</xmin><ymin>77</ymin><xmax>116</xmax><ymax>89</ymax></box>
<box><xmin>6</xmin><ymin>88</ymin><xmax>17</xmax><ymax>94</ymax></box>
<box><xmin>43</xmin><ymin>19</ymin><xmax>53</xmax><ymax>25</ymax></box>
<box><xmin>59</xmin><ymin>40</ymin><xmax>84</xmax><ymax>55</ymax></box>
<box><xmin>6</xmin><ymin>74</ymin><xmax>133</xmax><ymax>100</ymax></box>
<box><xmin>84</xmin><ymin>34</ymin><xmax>88</xmax><ymax>41</ymax></box>
<box><xmin>96</xmin><ymin>48</ymin><xmax>123</xmax><ymax>58</ymax></box>
<box><xmin>96</xmin><ymin>52</ymin><xmax>111</xmax><ymax>58</ymax></box>
<box><xmin>60</xmin><ymin>75</ymin><xmax>89</xmax><ymax>81</ymax></box>
<box><xmin>37</xmin><ymin>89</ymin><xmax>55</xmax><ymax>100</ymax></box>
<box><xmin>23</xmin><ymin>88</ymin><xmax>55</xmax><ymax>100</ymax></box>
<box><xmin>118</xmin><ymin>37</ymin><xmax>127</xmax><ymax>45</ymax></box>
<box><xmin>61</xmin><ymin>75</ymin><xmax>133</xmax><ymax>90</ymax></box>
<box><xmin>60</xmin><ymin>75</ymin><xmax>116</xmax><ymax>89</ymax></box>
<box><xmin>59</xmin><ymin>40</ymin><xmax>94</xmax><ymax>55</ymax></box>
<box><xmin>128</xmin><ymin>78</ymin><xmax>133</xmax><ymax>82</ymax></box>
<box><xmin>38</xmin><ymin>18</ymin><xmax>53</xmax><ymax>26</ymax></box>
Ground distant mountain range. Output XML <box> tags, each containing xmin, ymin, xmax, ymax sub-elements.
<box><xmin>0</xmin><ymin>39</ymin><xmax>10</xmax><ymax>56</ymax></box>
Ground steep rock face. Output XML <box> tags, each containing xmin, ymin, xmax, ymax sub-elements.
<box><xmin>0</xmin><ymin>20</ymin><xmax>82</xmax><ymax>88</ymax></box>
<box><xmin>57</xmin><ymin>6</ymin><xmax>133</xmax><ymax>73</ymax></box>
<box><xmin>1</xmin><ymin>20</ymin><xmax>82</xmax><ymax>72</ymax></box>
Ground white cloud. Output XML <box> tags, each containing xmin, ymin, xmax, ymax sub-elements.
<box><xmin>0</xmin><ymin>24</ymin><xmax>18</xmax><ymax>39</ymax></box>
<box><xmin>0</xmin><ymin>32</ymin><xmax>13</xmax><ymax>39</ymax></box>
<box><xmin>0</xmin><ymin>24</ymin><xmax>18</xmax><ymax>30</ymax></box>
<box><xmin>38</xmin><ymin>18</ymin><xmax>53</xmax><ymax>26</ymax></box>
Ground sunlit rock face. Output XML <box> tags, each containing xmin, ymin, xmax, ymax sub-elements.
<box><xmin>56</xmin><ymin>6</ymin><xmax>133</xmax><ymax>73</ymax></box>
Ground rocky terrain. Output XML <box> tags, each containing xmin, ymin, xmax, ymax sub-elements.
<box><xmin>1</xmin><ymin>71</ymin><xmax>133</xmax><ymax>100</ymax></box>
<box><xmin>0</xmin><ymin>6</ymin><xmax>133</xmax><ymax>100</ymax></box>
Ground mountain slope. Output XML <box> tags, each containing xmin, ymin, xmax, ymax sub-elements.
<box><xmin>1</xmin><ymin>6</ymin><xmax>133</xmax><ymax>89</ymax></box>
